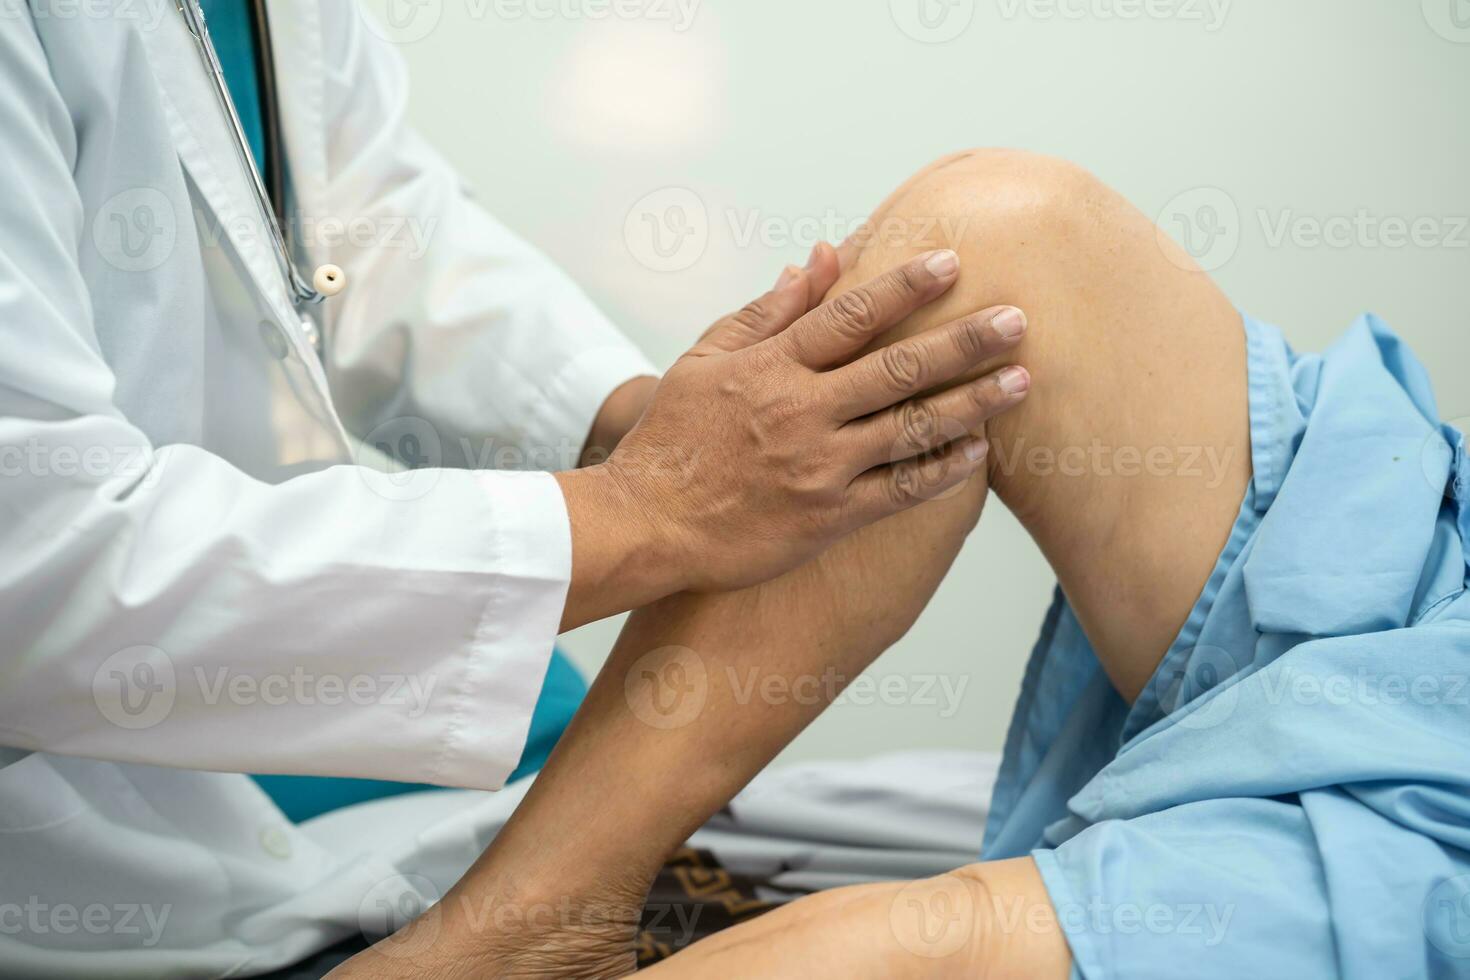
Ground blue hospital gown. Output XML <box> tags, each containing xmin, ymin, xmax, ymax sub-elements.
<box><xmin>981</xmin><ymin>313</ymin><xmax>1470</xmax><ymax>979</ymax></box>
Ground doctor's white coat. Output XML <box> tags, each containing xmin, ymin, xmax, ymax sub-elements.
<box><xmin>0</xmin><ymin>0</ymin><xmax>655</xmax><ymax>974</ymax></box>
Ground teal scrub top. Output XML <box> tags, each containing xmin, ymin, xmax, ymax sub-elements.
<box><xmin>198</xmin><ymin>0</ymin><xmax>266</xmax><ymax>173</ymax></box>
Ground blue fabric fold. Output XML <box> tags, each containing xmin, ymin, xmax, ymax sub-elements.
<box><xmin>1244</xmin><ymin>316</ymin><xmax>1447</xmax><ymax>637</ymax></box>
<box><xmin>1451</xmin><ymin>424</ymin><xmax>1470</xmax><ymax>575</ymax></box>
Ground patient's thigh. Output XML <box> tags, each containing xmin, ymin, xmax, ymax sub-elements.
<box><xmin>829</xmin><ymin>150</ymin><xmax>1251</xmax><ymax>702</ymax></box>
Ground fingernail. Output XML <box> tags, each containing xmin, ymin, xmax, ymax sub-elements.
<box><xmin>775</xmin><ymin>265</ymin><xmax>802</xmax><ymax>290</ymax></box>
<box><xmin>992</xmin><ymin>308</ymin><xmax>1027</xmax><ymax>340</ymax></box>
<box><xmin>805</xmin><ymin>243</ymin><xmax>824</xmax><ymax>271</ymax></box>
<box><xmin>924</xmin><ymin>250</ymin><xmax>959</xmax><ymax>279</ymax></box>
<box><xmin>998</xmin><ymin>366</ymin><xmax>1030</xmax><ymax>395</ymax></box>
<box><xmin>964</xmin><ymin>438</ymin><xmax>990</xmax><ymax>463</ymax></box>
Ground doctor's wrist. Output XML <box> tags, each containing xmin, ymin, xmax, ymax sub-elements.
<box><xmin>554</xmin><ymin>462</ymin><xmax>689</xmax><ymax>632</ymax></box>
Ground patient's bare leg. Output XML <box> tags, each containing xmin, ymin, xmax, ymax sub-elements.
<box><xmin>630</xmin><ymin>152</ymin><xmax>1252</xmax><ymax>978</ymax></box>
<box><xmin>637</xmin><ymin>152</ymin><xmax>1253</xmax><ymax>977</ymax></box>
<box><xmin>333</xmin><ymin>150</ymin><xmax>1251</xmax><ymax>978</ymax></box>
<box><xmin>836</xmin><ymin>148</ymin><xmax>1251</xmax><ymax>700</ymax></box>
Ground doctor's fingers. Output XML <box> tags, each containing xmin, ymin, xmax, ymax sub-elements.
<box><xmin>842</xmin><ymin>436</ymin><xmax>991</xmax><ymax>529</ymax></box>
<box><xmin>774</xmin><ymin>250</ymin><xmax>961</xmax><ymax>370</ymax></box>
<box><xmin>840</xmin><ymin>363</ymin><xmax>1031</xmax><ymax>472</ymax></box>
<box><xmin>694</xmin><ymin>244</ymin><xmax>843</xmax><ymax>355</ymax></box>
<box><xmin>825</xmin><ymin>305</ymin><xmax>1028</xmax><ymax>420</ymax></box>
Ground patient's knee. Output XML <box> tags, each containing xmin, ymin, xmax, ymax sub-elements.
<box><xmin>852</xmin><ymin>149</ymin><xmax>1111</xmax><ymax>265</ymax></box>
<box><xmin>833</xmin><ymin>149</ymin><xmax>1113</xmax><ymax>404</ymax></box>
<box><xmin>921</xmin><ymin>148</ymin><xmax>1104</xmax><ymax>215</ymax></box>
<box><xmin>832</xmin><ymin>147</ymin><xmax>1244</xmax><ymax>502</ymax></box>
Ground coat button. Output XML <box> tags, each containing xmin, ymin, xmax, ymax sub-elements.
<box><xmin>259</xmin><ymin>825</ymin><xmax>293</xmax><ymax>860</ymax></box>
<box><xmin>259</xmin><ymin>320</ymin><xmax>291</xmax><ymax>360</ymax></box>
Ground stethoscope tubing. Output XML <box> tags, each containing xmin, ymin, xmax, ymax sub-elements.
<box><xmin>175</xmin><ymin>0</ymin><xmax>327</xmax><ymax>311</ymax></box>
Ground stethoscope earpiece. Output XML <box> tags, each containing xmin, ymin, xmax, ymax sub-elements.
<box><xmin>312</xmin><ymin>265</ymin><xmax>346</xmax><ymax>298</ymax></box>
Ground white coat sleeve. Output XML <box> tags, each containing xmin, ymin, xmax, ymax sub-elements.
<box><xmin>0</xmin><ymin>12</ymin><xmax>563</xmax><ymax>791</ymax></box>
<box><xmin>308</xmin><ymin>0</ymin><xmax>659</xmax><ymax>470</ymax></box>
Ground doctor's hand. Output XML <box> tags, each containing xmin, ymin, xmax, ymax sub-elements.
<box><xmin>555</xmin><ymin>245</ymin><xmax>1029</xmax><ymax>629</ymax></box>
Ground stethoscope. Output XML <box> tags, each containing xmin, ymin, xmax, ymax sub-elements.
<box><xmin>176</xmin><ymin>0</ymin><xmax>345</xmax><ymax>350</ymax></box>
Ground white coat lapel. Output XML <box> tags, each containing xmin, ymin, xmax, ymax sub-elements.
<box><xmin>132</xmin><ymin>0</ymin><xmax>305</xmax><ymax>344</ymax></box>
<box><xmin>133</xmin><ymin>0</ymin><xmax>353</xmax><ymax>451</ymax></box>
<box><xmin>264</xmin><ymin>0</ymin><xmax>329</xmax><ymax>263</ymax></box>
